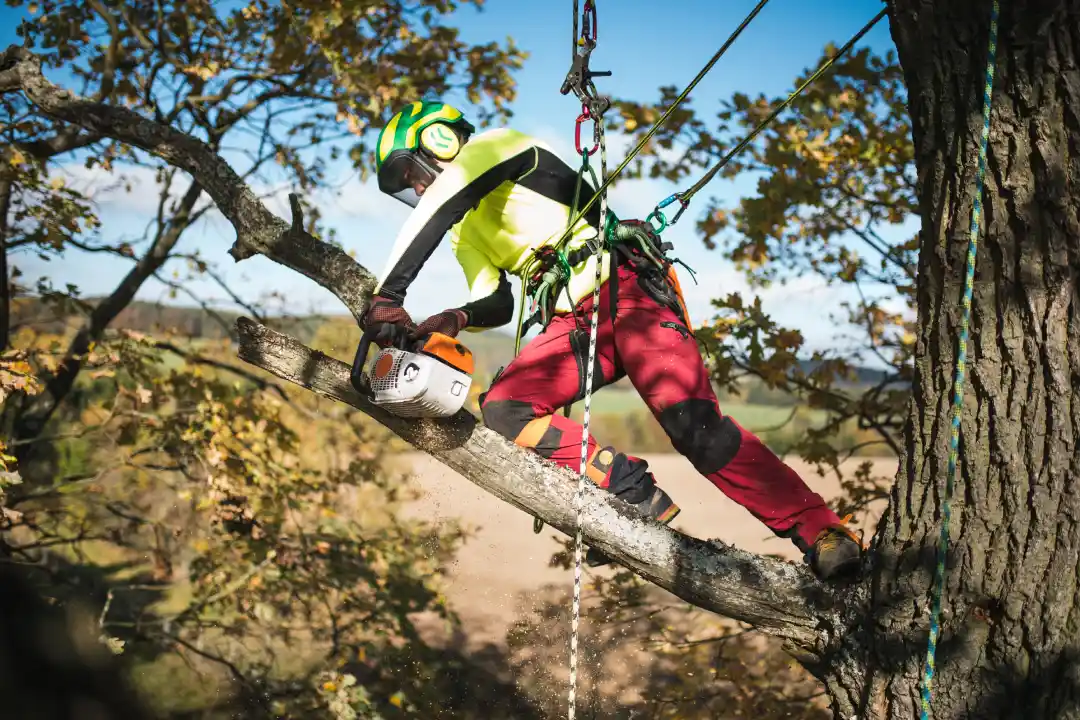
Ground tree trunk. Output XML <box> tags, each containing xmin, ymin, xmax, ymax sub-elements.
<box><xmin>0</xmin><ymin>176</ymin><xmax>11</xmax><ymax>351</ymax></box>
<box><xmin>823</xmin><ymin>3</ymin><xmax>1080</xmax><ymax>718</ymax></box>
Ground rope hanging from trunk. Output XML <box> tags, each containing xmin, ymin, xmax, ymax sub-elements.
<box><xmin>919</xmin><ymin>1</ymin><xmax>1000</xmax><ymax>717</ymax></box>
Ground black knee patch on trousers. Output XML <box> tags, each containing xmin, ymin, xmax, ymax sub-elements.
<box><xmin>657</xmin><ymin>398</ymin><xmax>742</xmax><ymax>475</ymax></box>
<box><xmin>481</xmin><ymin>398</ymin><xmax>563</xmax><ymax>458</ymax></box>
<box><xmin>481</xmin><ymin>398</ymin><xmax>535</xmax><ymax>439</ymax></box>
<box><xmin>606</xmin><ymin>453</ymin><xmax>656</xmax><ymax>505</ymax></box>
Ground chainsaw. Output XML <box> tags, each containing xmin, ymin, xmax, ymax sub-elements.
<box><xmin>349</xmin><ymin>328</ymin><xmax>474</xmax><ymax>418</ymax></box>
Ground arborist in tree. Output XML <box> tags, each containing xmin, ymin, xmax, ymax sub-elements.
<box><xmin>361</xmin><ymin>99</ymin><xmax>864</xmax><ymax>581</ymax></box>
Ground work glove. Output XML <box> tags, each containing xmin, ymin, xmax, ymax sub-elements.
<box><xmin>412</xmin><ymin>308</ymin><xmax>469</xmax><ymax>339</ymax></box>
<box><xmin>362</xmin><ymin>295</ymin><xmax>416</xmax><ymax>349</ymax></box>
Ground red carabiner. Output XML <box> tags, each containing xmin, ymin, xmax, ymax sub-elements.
<box><xmin>583</xmin><ymin>0</ymin><xmax>597</xmax><ymax>44</ymax></box>
<box><xmin>575</xmin><ymin>105</ymin><xmax>599</xmax><ymax>156</ymax></box>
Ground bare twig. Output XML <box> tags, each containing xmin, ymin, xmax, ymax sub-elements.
<box><xmin>0</xmin><ymin>45</ymin><xmax>373</xmax><ymax>323</ymax></box>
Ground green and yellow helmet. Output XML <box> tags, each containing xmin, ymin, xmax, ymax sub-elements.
<box><xmin>374</xmin><ymin>100</ymin><xmax>476</xmax><ymax>207</ymax></box>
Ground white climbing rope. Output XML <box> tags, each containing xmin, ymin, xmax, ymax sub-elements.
<box><xmin>568</xmin><ymin>125</ymin><xmax>606</xmax><ymax>719</ymax></box>
<box><xmin>567</xmin><ymin>5</ymin><xmax>607</xmax><ymax>715</ymax></box>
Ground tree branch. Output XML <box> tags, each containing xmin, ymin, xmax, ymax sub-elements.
<box><xmin>12</xmin><ymin>179</ymin><xmax>205</xmax><ymax>452</ymax></box>
<box><xmin>234</xmin><ymin>317</ymin><xmax>840</xmax><ymax>648</ymax></box>
<box><xmin>17</xmin><ymin>127</ymin><xmax>102</xmax><ymax>160</ymax></box>
<box><xmin>0</xmin><ymin>45</ymin><xmax>373</xmax><ymax>324</ymax></box>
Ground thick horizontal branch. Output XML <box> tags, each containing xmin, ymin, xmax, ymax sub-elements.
<box><xmin>235</xmin><ymin>316</ymin><xmax>840</xmax><ymax>647</ymax></box>
<box><xmin>0</xmin><ymin>45</ymin><xmax>372</xmax><ymax>323</ymax></box>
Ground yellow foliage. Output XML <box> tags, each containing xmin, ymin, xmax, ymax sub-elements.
<box><xmin>0</xmin><ymin>354</ymin><xmax>43</xmax><ymax>403</ymax></box>
<box><xmin>181</xmin><ymin>62</ymin><xmax>220</xmax><ymax>81</ymax></box>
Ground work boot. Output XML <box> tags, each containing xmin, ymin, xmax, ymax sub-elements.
<box><xmin>585</xmin><ymin>487</ymin><xmax>681</xmax><ymax>568</ymax></box>
<box><xmin>806</xmin><ymin>515</ymin><xmax>864</xmax><ymax>581</ymax></box>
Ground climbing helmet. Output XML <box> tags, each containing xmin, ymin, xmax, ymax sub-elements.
<box><xmin>374</xmin><ymin>100</ymin><xmax>475</xmax><ymax>207</ymax></box>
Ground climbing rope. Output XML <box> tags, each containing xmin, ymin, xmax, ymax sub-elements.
<box><xmin>568</xmin><ymin>114</ymin><xmax>606</xmax><ymax>720</ymax></box>
<box><xmin>541</xmin><ymin>0</ymin><xmax>775</xmax><ymax>259</ymax></box>
<box><xmin>559</xmin><ymin>4</ymin><xmax>609</xmax><ymax>719</ymax></box>
<box><xmin>918</xmin><ymin>1</ymin><xmax>999</xmax><ymax>717</ymax></box>
<box><xmin>652</xmin><ymin>7</ymin><xmax>888</xmax><ymax>228</ymax></box>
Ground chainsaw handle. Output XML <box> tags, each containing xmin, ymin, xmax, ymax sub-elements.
<box><xmin>349</xmin><ymin>330</ymin><xmax>375</xmax><ymax>397</ymax></box>
<box><xmin>351</xmin><ymin>324</ymin><xmax>432</xmax><ymax>397</ymax></box>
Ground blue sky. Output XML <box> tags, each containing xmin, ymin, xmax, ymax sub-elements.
<box><xmin>1</xmin><ymin>0</ymin><xmax>905</xmax><ymax>356</ymax></box>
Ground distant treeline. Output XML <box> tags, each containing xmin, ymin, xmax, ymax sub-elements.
<box><xmin>13</xmin><ymin>296</ymin><xmax>899</xmax><ymax>408</ymax></box>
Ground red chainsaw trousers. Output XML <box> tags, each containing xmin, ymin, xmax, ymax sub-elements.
<box><xmin>479</xmin><ymin>262</ymin><xmax>842</xmax><ymax>551</ymax></box>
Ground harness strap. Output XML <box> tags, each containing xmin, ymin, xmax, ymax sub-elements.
<box><xmin>520</xmin><ymin>211</ymin><xmax>696</xmax><ymax>337</ymax></box>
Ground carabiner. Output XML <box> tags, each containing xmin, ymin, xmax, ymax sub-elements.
<box><xmin>575</xmin><ymin>106</ymin><xmax>599</xmax><ymax>156</ymax></box>
<box><xmin>555</xmin><ymin>248</ymin><xmax>572</xmax><ymax>278</ymax></box>
<box><xmin>651</xmin><ymin>192</ymin><xmax>689</xmax><ymax>228</ymax></box>
<box><xmin>582</xmin><ymin>0</ymin><xmax>597</xmax><ymax>45</ymax></box>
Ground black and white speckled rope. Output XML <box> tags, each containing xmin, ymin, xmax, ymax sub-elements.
<box><xmin>567</xmin><ymin>1</ymin><xmax>606</xmax><ymax>716</ymax></box>
<box><xmin>567</xmin><ymin>95</ymin><xmax>608</xmax><ymax>720</ymax></box>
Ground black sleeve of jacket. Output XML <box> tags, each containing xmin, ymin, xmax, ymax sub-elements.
<box><xmin>456</xmin><ymin>270</ymin><xmax>515</xmax><ymax>329</ymax></box>
<box><xmin>376</xmin><ymin>149</ymin><xmax>537</xmax><ymax>304</ymax></box>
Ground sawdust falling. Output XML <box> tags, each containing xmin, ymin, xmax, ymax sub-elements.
<box><xmin>379</xmin><ymin>451</ymin><xmax>890</xmax><ymax>717</ymax></box>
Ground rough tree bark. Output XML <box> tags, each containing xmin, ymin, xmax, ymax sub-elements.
<box><xmin>815</xmin><ymin>2</ymin><xmax>1080</xmax><ymax>719</ymax></box>
<box><xmin>4</xmin><ymin>0</ymin><xmax>1080</xmax><ymax>714</ymax></box>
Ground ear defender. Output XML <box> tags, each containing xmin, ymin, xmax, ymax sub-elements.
<box><xmin>419</xmin><ymin>123</ymin><xmax>462</xmax><ymax>161</ymax></box>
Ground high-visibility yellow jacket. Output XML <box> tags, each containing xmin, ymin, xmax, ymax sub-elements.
<box><xmin>373</xmin><ymin>127</ymin><xmax>611</xmax><ymax>331</ymax></box>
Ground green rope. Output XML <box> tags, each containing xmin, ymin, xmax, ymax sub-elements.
<box><xmin>543</xmin><ymin>0</ymin><xmax>775</xmax><ymax>254</ymax></box>
<box><xmin>662</xmin><ymin>7</ymin><xmax>887</xmax><ymax>226</ymax></box>
<box><xmin>919</xmin><ymin>2</ymin><xmax>999</xmax><ymax>717</ymax></box>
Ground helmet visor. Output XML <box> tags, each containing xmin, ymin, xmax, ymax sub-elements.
<box><xmin>378</xmin><ymin>152</ymin><xmax>439</xmax><ymax>208</ymax></box>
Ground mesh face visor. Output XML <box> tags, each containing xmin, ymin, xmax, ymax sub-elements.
<box><xmin>378</xmin><ymin>151</ymin><xmax>440</xmax><ymax>208</ymax></box>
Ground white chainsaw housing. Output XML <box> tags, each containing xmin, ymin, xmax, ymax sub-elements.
<box><xmin>366</xmin><ymin>346</ymin><xmax>471</xmax><ymax>418</ymax></box>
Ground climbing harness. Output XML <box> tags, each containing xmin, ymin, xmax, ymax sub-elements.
<box><xmin>515</xmin><ymin>146</ymin><xmax>608</xmax><ymax>352</ymax></box>
<box><xmin>918</xmin><ymin>2</ymin><xmax>1000</xmax><ymax>718</ymax></box>
<box><xmin>513</xmin><ymin>5</ymin><xmax>889</xmax><ymax>359</ymax></box>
